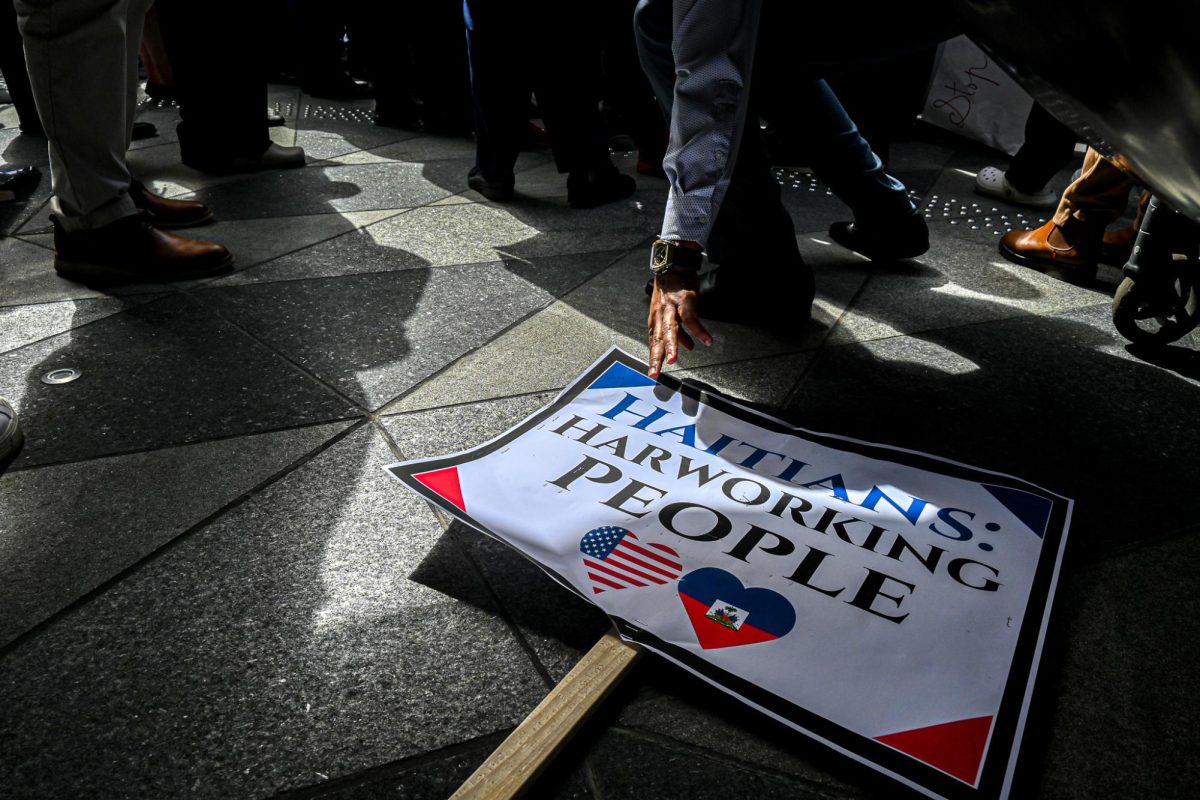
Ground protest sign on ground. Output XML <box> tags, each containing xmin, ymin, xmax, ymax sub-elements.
<box><xmin>387</xmin><ymin>348</ymin><xmax>1072</xmax><ymax>800</ymax></box>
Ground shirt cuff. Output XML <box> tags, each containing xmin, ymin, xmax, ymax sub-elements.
<box><xmin>661</xmin><ymin>189</ymin><xmax>716</xmax><ymax>248</ymax></box>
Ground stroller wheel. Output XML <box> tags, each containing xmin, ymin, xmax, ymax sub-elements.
<box><xmin>1112</xmin><ymin>273</ymin><xmax>1200</xmax><ymax>345</ymax></box>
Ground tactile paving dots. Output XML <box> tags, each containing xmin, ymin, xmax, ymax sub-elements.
<box><xmin>922</xmin><ymin>194</ymin><xmax>1048</xmax><ymax>235</ymax></box>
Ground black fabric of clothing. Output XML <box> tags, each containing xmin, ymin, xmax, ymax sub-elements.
<box><xmin>362</xmin><ymin>0</ymin><xmax>472</xmax><ymax>131</ymax></box>
<box><xmin>155</xmin><ymin>0</ymin><xmax>270</xmax><ymax>163</ymax></box>
<box><xmin>600</xmin><ymin>0</ymin><xmax>666</xmax><ymax>160</ymax></box>
<box><xmin>297</xmin><ymin>0</ymin><xmax>351</xmax><ymax>86</ymax></box>
<box><xmin>0</xmin><ymin>0</ymin><xmax>40</xmax><ymax>134</ymax></box>
<box><xmin>1005</xmin><ymin>102</ymin><xmax>1077</xmax><ymax>194</ymax></box>
<box><xmin>464</xmin><ymin>0</ymin><xmax>609</xmax><ymax>179</ymax></box>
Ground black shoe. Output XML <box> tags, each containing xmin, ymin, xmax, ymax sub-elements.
<box><xmin>0</xmin><ymin>165</ymin><xmax>40</xmax><ymax>202</ymax></box>
<box><xmin>132</xmin><ymin>121</ymin><xmax>158</xmax><ymax>141</ymax></box>
<box><xmin>0</xmin><ymin>396</ymin><xmax>23</xmax><ymax>467</ymax></box>
<box><xmin>828</xmin><ymin>211</ymin><xmax>929</xmax><ymax>261</ymax></box>
<box><xmin>567</xmin><ymin>168</ymin><xmax>636</xmax><ymax>209</ymax></box>
<box><xmin>467</xmin><ymin>166</ymin><xmax>515</xmax><ymax>202</ymax></box>
<box><xmin>302</xmin><ymin>73</ymin><xmax>372</xmax><ymax>100</ymax></box>
<box><xmin>267</xmin><ymin>108</ymin><xmax>286</xmax><ymax>127</ymax></box>
<box><xmin>183</xmin><ymin>142</ymin><xmax>306</xmax><ymax>175</ymax></box>
<box><xmin>52</xmin><ymin>213</ymin><xmax>233</xmax><ymax>284</ymax></box>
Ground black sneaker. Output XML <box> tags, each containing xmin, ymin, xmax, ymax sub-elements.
<box><xmin>828</xmin><ymin>212</ymin><xmax>930</xmax><ymax>260</ymax></box>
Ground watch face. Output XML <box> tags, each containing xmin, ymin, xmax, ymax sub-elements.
<box><xmin>651</xmin><ymin>241</ymin><xmax>670</xmax><ymax>269</ymax></box>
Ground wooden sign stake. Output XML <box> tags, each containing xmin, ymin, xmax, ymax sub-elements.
<box><xmin>450</xmin><ymin>631</ymin><xmax>642</xmax><ymax>800</ymax></box>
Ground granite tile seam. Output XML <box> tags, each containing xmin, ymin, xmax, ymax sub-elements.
<box><xmin>8</xmin><ymin>233</ymin><xmax>54</xmax><ymax>252</ymax></box>
<box><xmin>185</xmin><ymin>289</ymin><xmax>375</xmax><ymax>413</ymax></box>
<box><xmin>782</xmin><ymin>263</ymin><xmax>879</xmax><ymax>408</ymax></box>
<box><xmin>0</xmin><ymin>419</ymin><xmax>366</xmax><ymax>657</ymax></box>
<box><xmin>820</xmin><ymin>297</ymin><xmax>1115</xmax><ymax>351</ymax></box>
<box><xmin>783</xmin><ymin>290</ymin><xmax>1116</xmax><ymax>408</ymax></box>
<box><xmin>8</xmin><ymin>195</ymin><xmax>52</xmax><ymax>237</ymax></box>
<box><xmin>312</xmin><ymin>415</ymin><xmax>566</xmax><ymax>695</ymax></box>
<box><xmin>177</xmin><ymin>209</ymin><xmax>417</xmax><ymax>290</ymax></box>
<box><xmin>0</xmin><ymin>415</ymin><xmax>364</xmax><ymax>475</ymax></box>
<box><xmin>369</xmin><ymin>416</ymin><xmax>408</xmax><ymax>463</ymax></box>
<box><xmin>0</xmin><ymin>290</ymin><xmax>185</xmax><ymax>355</ymax></box>
<box><xmin>1073</xmin><ymin>517</ymin><xmax>1200</xmax><ymax>568</ymax></box>
<box><xmin>378</xmin><ymin>349</ymin><xmax>825</xmax><ymax>420</ymax></box>
<box><xmin>380</xmin><ymin>386</ymin><xmax>558</xmax><ymax>419</ymax></box>
<box><xmin>365</xmin><ymin>248</ymin><xmax>637</xmax><ymax>415</ymax></box>
<box><xmin>193</xmin><ymin>243</ymin><xmax>648</xmax><ymax>292</ymax></box>
<box><xmin>581</xmin><ymin>757</ymin><xmax>605</xmax><ymax>800</ymax></box>
<box><xmin>601</xmin><ymin>726</ymin><xmax>855</xmax><ymax>800</ymax></box>
<box><xmin>0</xmin><ymin>294</ymin><xmax>171</xmax><ymax>356</ymax></box>
<box><xmin>269</xmin><ymin>731</ymin><xmax>510</xmax><ymax>799</ymax></box>
<box><xmin>448</xmin><ymin>523</ymin><xmax>564</xmax><ymax>691</ymax></box>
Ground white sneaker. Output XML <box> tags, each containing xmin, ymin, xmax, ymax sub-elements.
<box><xmin>974</xmin><ymin>166</ymin><xmax>1058</xmax><ymax>209</ymax></box>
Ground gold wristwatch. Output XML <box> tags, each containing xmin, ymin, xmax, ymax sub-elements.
<box><xmin>649</xmin><ymin>239</ymin><xmax>703</xmax><ymax>275</ymax></box>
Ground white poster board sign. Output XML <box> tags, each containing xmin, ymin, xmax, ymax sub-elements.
<box><xmin>387</xmin><ymin>349</ymin><xmax>1071</xmax><ymax>800</ymax></box>
<box><xmin>923</xmin><ymin>35</ymin><xmax>1035</xmax><ymax>156</ymax></box>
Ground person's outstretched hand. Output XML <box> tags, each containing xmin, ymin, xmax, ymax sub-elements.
<box><xmin>647</xmin><ymin>268</ymin><xmax>713</xmax><ymax>378</ymax></box>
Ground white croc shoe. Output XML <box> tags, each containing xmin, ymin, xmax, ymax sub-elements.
<box><xmin>974</xmin><ymin>166</ymin><xmax>1058</xmax><ymax>209</ymax></box>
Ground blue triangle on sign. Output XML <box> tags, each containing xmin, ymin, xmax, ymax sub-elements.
<box><xmin>982</xmin><ymin>484</ymin><xmax>1052</xmax><ymax>538</ymax></box>
<box><xmin>588</xmin><ymin>361</ymin><xmax>656</xmax><ymax>391</ymax></box>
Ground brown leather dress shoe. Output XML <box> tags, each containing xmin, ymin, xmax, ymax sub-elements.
<box><xmin>998</xmin><ymin>219</ymin><xmax>1103</xmax><ymax>271</ymax></box>
<box><xmin>131</xmin><ymin>180</ymin><xmax>213</xmax><ymax>228</ymax></box>
<box><xmin>53</xmin><ymin>213</ymin><xmax>233</xmax><ymax>284</ymax></box>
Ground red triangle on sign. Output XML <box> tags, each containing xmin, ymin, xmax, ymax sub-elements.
<box><xmin>874</xmin><ymin>715</ymin><xmax>993</xmax><ymax>785</ymax></box>
<box><xmin>413</xmin><ymin>466</ymin><xmax>466</xmax><ymax>512</ymax></box>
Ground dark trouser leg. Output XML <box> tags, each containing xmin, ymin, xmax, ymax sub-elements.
<box><xmin>823</xmin><ymin>48</ymin><xmax>937</xmax><ymax>166</ymax></box>
<box><xmin>410</xmin><ymin>2</ymin><xmax>473</xmax><ymax>132</ymax></box>
<box><xmin>754</xmin><ymin>0</ymin><xmax>916</xmax><ymax>229</ymax></box>
<box><xmin>463</xmin><ymin>0</ymin><xmax>526</xmax><ymax>180</ymax></box>
<box><xmin>530</xmin><ymin>1</ymin><xmax>609</xmax><ymax>175</ymax></box>
<box><xmin>0</xmin><ymin>0</ymin><xmax>41</xmax><ymax>134</ymax></box>
<box><xmin>602</xmin><ymin>0</ymin><xmax>666</xmax><ymax>160</ymax></box>
<box><xmin>787</xmin><ymin>79</ymin><xmax>916</xmax><ymax>227</ymax></box>
<box><xmin>298</xmin><ymin>0</ymin><xmax>347</xmax><ymax>87</ymax></box>
<box><xmin>361</xmin><ymin>0</ymin><xmax>417</xmax><ymax>124</ymax></box>
<box><xmin>1005</xmin><ymin>103</ymin><xmax>1078</xmax><ymax>194</ymax></box>
<box><xmin>633</xmin><ymin>0</ymin><xmax>673</xmax><ymax>121</ymax></box>
<box><xmin>156</xmin><ymin>0</ymin><xmax>270</xmax><ymax>164</ymax></box>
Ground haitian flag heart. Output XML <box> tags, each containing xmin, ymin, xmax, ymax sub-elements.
<box><xmin>678</xmin><ymin>567</ymin><xmax>796</xmax><ymax>649</ymax></box>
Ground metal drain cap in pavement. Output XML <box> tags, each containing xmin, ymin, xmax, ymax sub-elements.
<box><xmin>41</xmin><ymin>368</ymin><xmax>81</xmax><ymax>385</ymax></box>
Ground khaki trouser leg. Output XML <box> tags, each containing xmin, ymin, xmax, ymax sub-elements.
<box><xmin>15</xmin><ymin>0</ymin><xmax>153</xmax><ymax>232</ymax></box>
<box><xmin>1051</xmin><ymin>147</ymin><xmax>1137</xmax><ymax>228</ymax></box>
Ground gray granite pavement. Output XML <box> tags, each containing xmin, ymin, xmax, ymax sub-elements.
<box><xmin>2</xmin><ymin>90</ymin><xmax>1198</xmax><ymax>799</ymax></box>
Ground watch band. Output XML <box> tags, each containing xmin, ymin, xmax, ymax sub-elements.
<box><xmin>650</xmin><ymin>239</ymin><xmax>703</xmax><ymax>275</ymax></box>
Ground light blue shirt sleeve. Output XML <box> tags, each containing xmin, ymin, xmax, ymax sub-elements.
<box><xmin>659</xmin><ymin>0</ymin><xmax>762</xmax><ymax>248</ymax></box>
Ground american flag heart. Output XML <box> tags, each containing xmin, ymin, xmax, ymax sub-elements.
<box><xmin>579</xmin><ymin>526</ymin><xmax>682</xmax><ymax>594</ymax></box>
